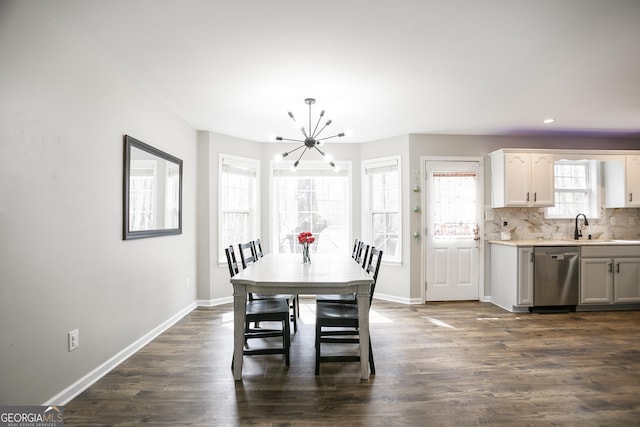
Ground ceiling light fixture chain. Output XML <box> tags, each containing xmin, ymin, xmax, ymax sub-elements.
<box><xmin>273</xmin><ymin>97</ymin><xmax>347</xmax><ymax>171</ymax></box>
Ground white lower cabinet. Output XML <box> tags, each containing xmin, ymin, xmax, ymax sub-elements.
<box><xmin>517</xmin><ymin>247</ymin><xmax>534</xmax><ymax>306</ymax></box>
<box><xmin>490</xmin><ymin>244</ymin><xmax>533</xmax><ymax>312</ymax></box>
<box><xmin>580</xmin><ymin>258</ymin><xmax>614</xmax><ymax>304</ymax></box>
<box><xmin>580</xmin><ymin>246</ymin><xmax>640</xmax><ymax>306</ymax></box>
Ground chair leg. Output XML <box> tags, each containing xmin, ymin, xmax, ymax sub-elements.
<box><xmin>368</xmin><ymin>336</ymin><xmax>375</xmax><ymax>375</ymax></box>
<box><xmin>290</xmin><ymin>297</ymin><xmax>298</xmax><ymax>333</ymax></box>
<box><xmin>315</xmin><ymin>323</ymin><xmax>321</xmax><ymax>375</ymax></box>
<box><xmin>283</xmin><ymin>316</ymin><xmax>291</xmax><ymax>366</ymax></box>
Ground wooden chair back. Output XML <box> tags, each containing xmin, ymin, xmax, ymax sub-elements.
<box><xmin>238</xmin><ymin>241</ymin><xmax>257</xmax><ymax>268</ymax></box>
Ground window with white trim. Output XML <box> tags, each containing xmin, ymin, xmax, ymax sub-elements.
<box><xmin>545</xmin><ymin>159</ymin><xmax>599</xmax><ymax>219</ymax></box>
<box><xmin>271</xmin><ymin>161</ymin><xmax>351</xmax><ymax>255</ymax></box>
<box><xmin>218</xmin><ymin>154</ymin><xmax>259</xmax><ymax>263</ymax></box>
<box><xmin>362</xmin><ymin>156</ymin><xmax>401</xmax><ymax>263</ymax></box>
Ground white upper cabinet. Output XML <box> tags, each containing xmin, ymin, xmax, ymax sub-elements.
<box><xmin>604</xmin><ymin>155</ymin><xmax>640</xmax><ymax>208</ymax></box>
<box><xmin>490</xmin><ymin>150</ymin><xmax>555</xmax><ymax>208</ymax></box>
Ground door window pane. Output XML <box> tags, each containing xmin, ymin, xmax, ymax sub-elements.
<box><xmin>432</xmin><ymin>172</ymin><xmax>477</xmax><ymax>239</ymax></box>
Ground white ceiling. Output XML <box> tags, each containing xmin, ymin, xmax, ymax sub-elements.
<box><xmin>35</xmin><ymin>0</ymin><xmax>640</xmax><ymax>142</ymax></box>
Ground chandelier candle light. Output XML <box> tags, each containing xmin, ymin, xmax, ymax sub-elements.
<box><xmin>273</xmin><ymin>98</ymin><xmax>347</xmax><ymax>171</ymax></box>
<box><xmin>298</xmin><ymin>231</ymin><xmax>314</xmax><ymax>264</ymax></box>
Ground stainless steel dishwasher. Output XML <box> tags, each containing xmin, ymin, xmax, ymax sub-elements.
<box><xmin>533</xmin><ymin>246</ymin><xmax>579</xmax><ymax>311</ymax></box>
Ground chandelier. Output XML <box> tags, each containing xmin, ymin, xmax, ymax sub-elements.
<box><xmin>273</xmin><ymin>98</ymin><xmax>347</xmax><ymax>171</ymax></box>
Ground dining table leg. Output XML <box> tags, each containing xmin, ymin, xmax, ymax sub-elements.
<box><xmin>356</xmin><ymin>283</ymin><xmax>371</xmax><ymax>380</ymax></box>
<box><xmin>232</xmin><ymin>284</ymin><xmax>247</xmax><ymax>380</ymax></box>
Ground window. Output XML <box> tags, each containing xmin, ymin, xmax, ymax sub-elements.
<box><xmin>545</xmin><ymin>159</ymin><xmax>599</xmax><ymax>219</ymax></box>
<box><xmin>363</xmin><ymin>157</ymin><xmax>401</xmax><ymax>263</ymax></box>
<box><xmin>218</xmin><ymin>154</ymin><xmax>259</xmax><ymax>263</ymax></box>
<box><xmin>271</xmin><ymin>161</ymin><xmax>351</xmax><ymax>255</ymax></box>
<box><xmin>432</xmin><ymin>171</ymin><xmax>477</xmax><ymax>239</ymax></box>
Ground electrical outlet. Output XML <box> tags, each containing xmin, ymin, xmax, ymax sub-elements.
<box><xmin>68</xmin><ymin>329</ymin><xmax>79</xmax><ymax>352</ymax></box>
<box><xmin>610</xmin><ymin>217</ymin><xmax>617</xmax><ymax>225</ymax></box>
<box><xmin>484</xmin><ymin>211</ymin><xmax>494</xmax><ymax>221</ymax></box>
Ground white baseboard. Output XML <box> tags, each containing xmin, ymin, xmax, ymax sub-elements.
<box><xmin>374</xmin><ymin>293</ymin><xmax>421</xmax><ymax>305</ymax></box>
<box><xmin>44</xmin><ymin>301</ymin><xmax>197</xmax><ymax>406</ymax></box>
<box><xmin>197</xmin><ymin>296</ymin><xmax>233</xmax><ymax>307</ymax></box>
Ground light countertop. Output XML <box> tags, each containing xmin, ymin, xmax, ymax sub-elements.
<box><xmin>489</xmin><ymin>239</ymin><xmax>640</xmax><ymax>247</ymax></box>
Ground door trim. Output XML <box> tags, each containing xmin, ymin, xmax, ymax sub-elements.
<box><xmin>420</xmin><ymin>156</ymin><xmax>485</xmax><ymax>303</ymax></box>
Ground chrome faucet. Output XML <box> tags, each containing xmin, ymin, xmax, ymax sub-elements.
<box><xmin>574</xmin><ymin>213</ymin><xmax>589</xmax><ymax>240</ymax></box>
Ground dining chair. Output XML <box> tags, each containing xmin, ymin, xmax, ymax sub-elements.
<box><xmin>239</xmin><ymin>241</ymin><xmax>299</xmax><ymax>333</ymax></box>
<box><xmin>355</xmin><ymin>244</ymin><xmax>370</xmax><ymax>269</ymax></box>
<box><xmin>316</xmin><ymin>243</ymin><xmax>370</xmax><ymax>305</ymax></box>
<box><xmin>254</xmin><ymin>239</ymin><xmax>264</xmax><ymax>258</ymax></box>
<box><xmin>314</xmin><ymin>247</ymin><xmax>383</xmax><ymax>375</ymax></box>
<box><xmin>238</xmin><ymin>241</ymin><xmax>258</xmax><ymax>268</ymax></box>
<box><xmin>226</xmin><ymin>246</ymin><xmax>291</xmax><ymax>367</ymax></box>
<box><xmin>354</xmin><ymin>241</ymin><xmax>364</xmax><ymax>261</ymax></box>
<box><xmin>351</xmin><ymin>239</ymin><xmax>360</xmax><ymax>259</ymax></box>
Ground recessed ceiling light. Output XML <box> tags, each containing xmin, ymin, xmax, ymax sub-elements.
<box><xmin>543</xmin><ymin>118</ymin><xmax>555</xmax><ymax>124</ymax></box>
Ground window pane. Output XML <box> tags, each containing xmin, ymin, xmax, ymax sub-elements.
<box><xmin>432</xmin><ymin>173</ymin><xmax>476</xmax><ymax>239</ymax></box>
<box><xmin>273</xmin><ymin>172</ymin><xmax>349</xmax><ymax>255</ymax></box>
<box><xmin>220</xmin><ymin>213</ymin><xmax>249</xmax><ymax>250</ymax></box>
<box><xmin>371</xmin><ymin>172</ymin><xmax>398</xmax><ymax>210</ymax></box>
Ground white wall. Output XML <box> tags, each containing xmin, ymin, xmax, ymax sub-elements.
<box><xmin>0</xmin><ymin>2</ymin><xmax>197</xmax><ymax>404</ymax></box>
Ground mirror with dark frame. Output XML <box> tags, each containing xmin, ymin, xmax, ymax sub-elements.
<box><xmin>123</xmin><ymin>135</ymin><xmax>183</xmax><ymax>240</ymax></box>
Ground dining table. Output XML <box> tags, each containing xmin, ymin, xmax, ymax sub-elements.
<box><xmin>229</xmin><ymin>253</ymin><xmax>374</xmax><ymax>380</ymax></box>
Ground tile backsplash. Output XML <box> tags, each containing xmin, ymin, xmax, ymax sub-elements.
<box><xmin>485</xmin><ymin>208</ymin><xmax>640</xmax><ymax>241</ymax></box>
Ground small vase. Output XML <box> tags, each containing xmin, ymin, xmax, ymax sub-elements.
<box><xmin>301</xmin><ymin>242</ymin><xmax>311</xmax><ymax>264</ymax></box>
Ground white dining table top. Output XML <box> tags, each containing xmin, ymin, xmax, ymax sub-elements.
<box><xmin>230</xmin><ymin>253</ymin><xmax>372</xmax><ymax>288</ymax></box>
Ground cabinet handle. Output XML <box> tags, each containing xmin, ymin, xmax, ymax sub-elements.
<box><xmin>630</xmin><ymin>193</ymin><xmax>633</xmax><ymax>202</ymax></box>
<box><xmin>533</xmin><ymin>192</ymin><xmax>537</xmax><ymax>202</ymax></box>
<box><xmin>526</xmin><ymin>192</ymin><xmax>530</xmax><ymax>202</ymax></box>
<box><xmin>616</xmin><ymin>263</ymin><xmax>620</xmax><ymax>274</ymax></box>
<box><xmin>608</xmin><ymin>263</ymin><xmax>613</xmax><ymax>273</ymax></box>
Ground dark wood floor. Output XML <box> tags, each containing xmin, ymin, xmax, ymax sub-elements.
<box><xmin>64</xmin><ymin>300</ymin><xmax>640</xmax><ymax>426</ymax></box>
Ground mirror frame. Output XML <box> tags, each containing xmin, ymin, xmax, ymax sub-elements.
<box><xmin>123</xmin><ymin>135</ymin><xmax>183</xmax><ymax>240</ymax></box>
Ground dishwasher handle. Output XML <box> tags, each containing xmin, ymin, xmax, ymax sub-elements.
<box><xmin>548</xmin><ymin>252</ymin><xmax>578</xmax><ymax>260</ymax></box>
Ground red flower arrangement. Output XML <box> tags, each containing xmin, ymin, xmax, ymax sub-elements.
<box><xmin>298</xmin><ymin>232</ymin><xmax>314</xmax><ymax>263</ymax></box>
<box><xmin>297</xmin><ymin>231</ymin><xmax>315</xmax><ymax>244</ymax></box>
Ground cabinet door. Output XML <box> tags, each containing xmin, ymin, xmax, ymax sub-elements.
<box><xmin>530</xmin><ymin>153</ymin><xmax>555</xmax><ymax>207</ymax></box>
<box><xmin>626</xmin><ymin>156</ymin><xmax>640</xmax><ymax>207</ymax></box>
<box><xmin>504</xmin><ymin>153</ymin><xmax>531</xmax><ymax>206</ymax></box>
<box><xmin>517</xmin><ymin>247</ymin><xmax>534</xmax><ymax>306</ymax></box>
<box><xmin>614</xmin><ymin>257</ymin><xmax>640</xmax><ymax>303</ymax></box>
<box><xmin>580</xmin><ymin>258</ymin><xmax>613</xmax><ymax>304</ymax></box>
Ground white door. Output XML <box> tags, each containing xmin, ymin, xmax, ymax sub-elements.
<box><xmin>425</xmin><ymin>160</ymin><xmax>480</xmax><ymax>301</ymax></box>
